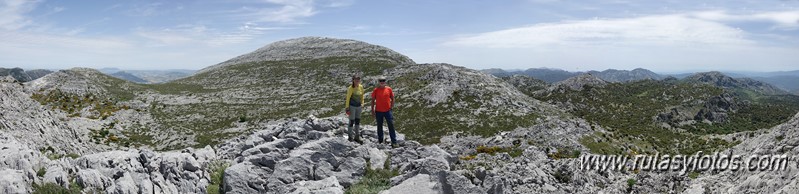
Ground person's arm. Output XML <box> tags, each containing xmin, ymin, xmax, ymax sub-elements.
<box><xmin>390</xmin><ymin>89</ymin><xmax>395</xmax><ymax>111</ymax></box>
<box><xmin>370</xmin><ymin>88</ymin><xmax>376</xmax><ymax>116</ymax></box>
<box><xmin>359</xmin><ymin>86</ymin><xmax>365</xmax><ymax>107</ymax></box>
<box><xmin>390</xmin><ymin>95</ymin><xmax>395</xmax><ymax>111</ymax></box>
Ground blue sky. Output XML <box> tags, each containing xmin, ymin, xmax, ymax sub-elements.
<box><xmin>0</xmin><ymin>0</ymin><xmax>797</xmax><ymax>72</ymax></box>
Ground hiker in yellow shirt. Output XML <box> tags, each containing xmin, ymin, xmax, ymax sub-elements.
<box><xmin>345</xmin><ymin>74</ymin><xmax>364</xmax><ymax>143</ymax></box>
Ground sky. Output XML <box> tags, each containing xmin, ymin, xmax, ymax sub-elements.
<box><xmin>0</xmin><ymin>0</ymin><xmax>798</xmax><ymax>72</ymax></box>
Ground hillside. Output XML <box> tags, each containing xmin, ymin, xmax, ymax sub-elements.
<box><xmin>28</xmin><ymin>37</ymin><xmax>558</xmax><ymax>149</ymax></box>
<box><xmin>530</xmin><ymin>72</ymin><xmax>799</xmax><ymax>155</ymax></box>
<box><xmin>752</xmin><ymin>75</ymin><xmax>799</xmax><ymax>95</ymax></box>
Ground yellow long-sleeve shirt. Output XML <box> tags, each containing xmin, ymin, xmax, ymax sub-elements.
<box><xmin>345</xmin><ymin>84</ymin><xmax>365</xmax><ymax>108</ymax></box>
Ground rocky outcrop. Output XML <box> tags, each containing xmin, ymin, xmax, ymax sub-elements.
<box><xmin>500</xmin><ymin>75</ymin><xmax>549</xmax><ymax>96</ymax></box>
<box><xmin>546</xmin><ymin>73</ymin><xmax>608</xmax><ymax>92</ymax></box>
<box><xmin>0</xmin><ymin>134</ymin><xmax>47</xmax><ymax>193</ymax></box>
<box><xmin>218</xmin><ymin>116</ymin><xmax>393</xmax><ymax>193</ymax></box>
<box><xmin>0</xmin><ymin>77</ymin><xmax>111</xmax><ymax>155</ymax></box>
<box><xmin>687</xmin><ymin>113</ymin><xmax>799</xmax><ymax>193</ymax></box>
<box><xmin>73</xmin><ymin>147</ymin><xmax>216</xmax><ymax>193</ymax></box>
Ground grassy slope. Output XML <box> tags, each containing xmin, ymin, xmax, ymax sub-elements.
<box><xmin>534</xmin><ymin>79</ymin><xmax>799</xmax><ymax>155</ymax></box>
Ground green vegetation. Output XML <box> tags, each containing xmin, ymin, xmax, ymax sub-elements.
<box><xmin>346</xmin><ymin>154</ymin><xmax>399</xmax><ymax>194</ymax></box>
<box><xmin>536</xmin><ymin>80</ymin><xmax>799</xmax><ymax>155</ymax></box>
<box><xmin>37</xmin><ymin>167</ymin><xmax>46</xmax><ymax>177</ymax></box>
<box><xmin>547</xmin><ymin>147</ymin><xmax>581</xmax><ymax>159</ymax></box>
<box><xmin>32</xmin><ymin>182</ymin><xmax>82</xmax><ymax>194</ymax></box>
<box><xmin>686</xmin><ymin>94</ymin><xmax>799</xmax><ymax>134</ymax></box>
<box><xmin>627</xmin><ymin>178</ymin><xmax>636</xmax><ymax>192</ymax></box>
<box><xmin>66</xmin><ymin>153</ymin><xmax>81</xmax><ymax>159</ymax></box>
<box><xmin>553</xmin><ymin>167</ymin><xmax>572</xmax><ymax>183</ymax></box>
<box><xmin>89</xmin><ymin>121</ymin><xmax>137</xmax><ymax>147</ymax></box>
<box><xmin>688</xmin><ymin>171</ymin><xmax>700</xmax><ymax>179</ymax></box>
<box><xmin>31</xmin><ymin>89</ymin><xmax>128</xmax><ymax>119</ymax></box>
<box><xmin>207</xmin><ymin>161</ymin><xmax>229</xmax><ymax>194</ymax></box>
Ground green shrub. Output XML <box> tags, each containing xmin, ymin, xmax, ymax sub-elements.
<box><xmin>346</xmin><ymin>153</ymin><xmax>399</xmax><ymax>194</ymax></box>
<box><xmin>32</xmin><ymin>182</ymin><xmax>81</xmax><ymax>194</ymax></box>
<box><xmin>688</xmin><ymin>171</ymin><xmax>700</xmax><ymax>179</ymax></box>
<box><xmin>37</xmin><ymin>167</ymin><xmax>46</xmax><ymax>177</ymax></box>
<box><xmin>207</xmin><ymin>161</ymin><xmax>230</xmax><ymax>194</ymax></box>
<box><xmin>626</xmin><ymin>178</ymin><xmax>636</xmax><ymax>192</ymax></box>
<box><xmin>552</xmin><ymin>168</ymin><xmax>571</xmax><ymax>183</ymax></box>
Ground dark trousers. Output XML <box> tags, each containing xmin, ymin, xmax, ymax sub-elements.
<box><xmin>375</xmin><ymin>111</ymin><xmax>396</xmax><ymax>144</ymax></box>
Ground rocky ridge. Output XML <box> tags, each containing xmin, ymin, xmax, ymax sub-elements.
<box><xmin>685</xmin><ymin>71</ymin><xmax>787</xmax><ymax>95</ymax></box>
<box><xmin>587</xmin><ymin>68</ymin><xmax>663</xmax><ymax>82</ymax></box>
<box><xmin>0</xmin><ymin>67</ymin><xmax>53</xmax><ymax>82</ymax></box>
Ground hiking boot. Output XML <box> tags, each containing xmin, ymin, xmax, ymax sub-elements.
<box><xmin>354</xmin><ymin>138</ymin><xmax>363</xmax><ymax>144</ymax></box>
<box><xmin>391</xmin><ymin>143</ymin><xmax>399</xmax><ymax>148</ymax></box>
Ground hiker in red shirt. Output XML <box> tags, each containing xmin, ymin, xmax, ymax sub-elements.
<box><xmin>371</xmin><ymin>76</ymin><xmax>398</xmax><ymax>147</ymax></box>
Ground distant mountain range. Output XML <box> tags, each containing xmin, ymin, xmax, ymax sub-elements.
<box><xmin>99</xmin><ymin>68</ymin><xmax>195</xmax><ymax>83</ymax></box>
<box><xmin>0</xmin><ymin>67</ymin><xmax>53</xmax><ymax>82</ymax></box>
<box><xmin>484</xmin><ymin>68</ymin><xmax>799</xmax><ymax>95</ymax></box>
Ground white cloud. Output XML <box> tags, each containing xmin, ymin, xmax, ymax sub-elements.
<box><xmin>437</xmin><ymin>10</ymin><xmax>799</xmax><ymax>72</ymax></box>
<box><xmin>0</xmin><ymin>0</ymin><xmax>40</xmax><ymax>30</ymax></box>
<box><xmin>690</xmin><ymin>10</ymin><xmax>799</xmax><ymax>30</ymax></box>
<box><xmin>445</xmin><ymin>13</ymin><xmax>752</xmax><ymax>48</ymax></box>
<box><xmin>252</xmin><ymin>0</ymin><xmax>316</xmax><ymax>23</ymax></box>
<box><xmin>127</xmin><ymin>2</ymin><xmax>167</xmax><ymax>17</ymax></box>
<box><xmin>226</xmin><ymin>0</ymin><xmax>352</xmax><ymax>23</ymax></box>
<box><xmin>136</xmin><ymin>23</ymin><xmax>288</xmax><ymax>46</ymax></box>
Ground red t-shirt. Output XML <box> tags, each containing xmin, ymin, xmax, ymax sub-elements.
<box><xmin>372</xmin><ymin>86</ymin><xmax>394</xmax><ymax>112</ymax></box>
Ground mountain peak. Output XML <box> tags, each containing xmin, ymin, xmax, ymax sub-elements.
<box><xmin>198</xmin><ymin>36</ymin><xmax>416</xmax><ymax>74</ymax></box>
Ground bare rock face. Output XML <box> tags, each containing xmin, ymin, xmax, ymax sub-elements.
<box><xmin>0</xmin><ymin>134</ymin><xmax>47</xmax><ymax>193</ymax></box>
<box><xmin>72</xmin><ymin>147</ymin><xmax>215</xmax><ymax>193</ymax></box>
<box><xmin>0</xmin><ymin>77</ymin><xmax>110</xmax><ymax>155</ymax></box>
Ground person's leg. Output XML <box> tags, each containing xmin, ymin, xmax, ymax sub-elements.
<box><xmin>353</xmin><ymin>119</ymin><xmax>361</xmax><ymax>141</ymax></box>
<box><xmin>347</xmin><ymin>106</ymin><xmax>356</xmax><ymax>141</ymax></box>
<box><xmin>386</xmin><ymin>110</ymin><xmax>397</xmax><ymax>145</ymax></box>
<box><xmin>376</xmin><ymin>111</ymin><xmax>385</xmax><ymax>143</ymax></box>
<box><xmin>352</xmin><ymin>106</ymin><xmax>362</xmax><ymax>141</ymax></box>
